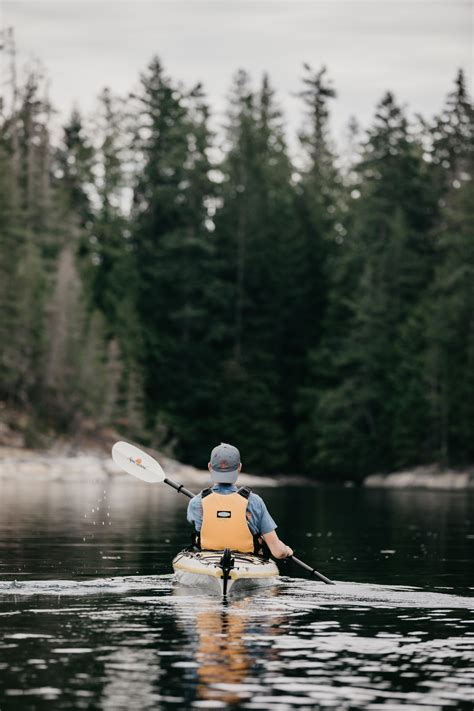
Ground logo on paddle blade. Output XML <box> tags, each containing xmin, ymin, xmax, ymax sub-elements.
<box><xmin>129</xmin><ymin>456</ymin><xmax>146</xmax><ymax>470</ymax></box>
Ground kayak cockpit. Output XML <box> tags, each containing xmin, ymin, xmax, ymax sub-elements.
<box><xmin>172</xmin><ymin>549</ymin><xmax>279</xmax><ymax>597</ymax></box>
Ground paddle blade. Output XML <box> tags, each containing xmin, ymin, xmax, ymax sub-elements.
<box><xmin>112</xmin><ymin>441</ymin><xmax>166</xmax><ymax>484</ymax></box>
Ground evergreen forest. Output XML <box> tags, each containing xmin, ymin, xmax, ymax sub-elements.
<box><xmin>1</xmin><ymin>37</ymin><xmax>473</xmax><ymax>479</ymax></box>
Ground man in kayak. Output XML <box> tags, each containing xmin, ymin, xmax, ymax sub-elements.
<box><xmin>187</xmin><ymin>442</ymin><xmax>293</xmax><ymax>559</ymax></box>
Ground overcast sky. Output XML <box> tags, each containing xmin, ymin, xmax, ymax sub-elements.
<box><xmin>1</xmin><ymin>1</ymin><xmax>472</xmax><ymax>146</ymax></box>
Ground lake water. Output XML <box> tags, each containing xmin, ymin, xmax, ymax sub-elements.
<box><xmin>0</xmin><ymin>476</ymin><xmax>473</xmax><ymax>709</ymax></box>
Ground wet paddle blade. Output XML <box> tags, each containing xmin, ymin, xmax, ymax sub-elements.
<box><xmin>112</xmin><ymin>441</ymin><xmax>166</xmax><ymax>484</ymax></box>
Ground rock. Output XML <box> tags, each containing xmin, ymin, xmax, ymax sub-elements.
<box><xmin>0</xmin><ymin>446</ymin><xmax>279</xmax><ymax>488</ymax></box>
<box><xmin>0</xmin><ymin>422</ymin><xmax>25</xmax><ymax>448</ymax></box>
<box><xmin>364</xmin><ymin>464</ymin><xmax>474</xmax><ymax>490</ymax></box>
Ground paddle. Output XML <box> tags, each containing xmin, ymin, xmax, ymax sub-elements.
<box><xmin>289</xmin><ymin>556</ymin><xmax>334</xmax><ymax>585</ymax></box>
<box><xmin>111</xmin><ymin>440</ymin><xmax>334</xmax><ymax>584</ymax></box>
<box><xmin>112</xmin><ymin>441</ymin><xmax>195</xmax><ymax>497</ymax></box>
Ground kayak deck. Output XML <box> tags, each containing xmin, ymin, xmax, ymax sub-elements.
<box><xmin>172</xmin><ymin>549</ymin><xmax>279</xmax><ymax>596</ymax></box>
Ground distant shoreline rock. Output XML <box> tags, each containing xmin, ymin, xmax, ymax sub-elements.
<box><xmin>0</xmin><ymin>446</ymin><xmax>277</xmax><ymax>488</ymax></box>
<box><xmin>1</xmin><ymin>446</ymin><xmax>473</xmax><ymax>490</ymax></box>
<box><xmin>364</xmin><ymin>464</ymin><xmax>474</xmax><ymax>490</ymax></box>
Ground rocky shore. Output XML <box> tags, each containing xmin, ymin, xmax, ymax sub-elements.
<box><xmin>0</xmin><ymin>446</ymin><xmax>277</xmax><ymax>488</ymax></box>
<box><xmin>1</xmin><ymin>444</ymin><xmax>473</xmax><ymax>490</ymax></box>
<box><xmin>364</xmin><ymin>464</ymin><xmax>474</xmax><ymax>490</ymax></box>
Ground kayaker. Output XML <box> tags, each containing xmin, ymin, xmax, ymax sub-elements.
<box><xmin>187</xmin><ymin>442</ymin><xmax>293</xmax><ymax>559</ymax></box>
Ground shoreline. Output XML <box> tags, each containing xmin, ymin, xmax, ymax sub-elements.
<box><xmin>363</xmin><ymin>464</ymin><xmax>474</xmax><ymax>490</ymax></box>
<box><xmin>1</xmin><ymin>447</ymin><xmax>473</xmax><ymax>490</ymax></box>
<box><xmin>0</xmin><ymin>446</ymin><xmax>279</xmax><ymax>488</ymax></box>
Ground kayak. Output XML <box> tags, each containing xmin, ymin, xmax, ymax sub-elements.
<box><xmin>112</xmin><ymin>442</ymin><xmax>335</xmax><ymax>588</ymax></box>
<box><xmin>172</xmin><ymin>548</ymin><xmax>279</xmax><ymax>596</ymax></box>
<box><xmin>173</xmin><ymin>549</ymin><xmax>279</xmax><ymax>596</ymax></box>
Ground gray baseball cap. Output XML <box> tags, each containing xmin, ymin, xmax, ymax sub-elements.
<box><xmin>209</xmin><ymin>442</ymin><xmax>241</xmax><ymax>484</ymax></box>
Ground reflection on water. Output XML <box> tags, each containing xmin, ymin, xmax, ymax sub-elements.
<box><xmin>0</xmin><ymin>578</ymin><xmax>473</xmax><ymax>709</ymax></box>
<box><xmin>194</xmin><ymin>603</ymin><xmax>252</xmax><ymax>704</ymax></box>
<box><xmin>0</xmin><ymin>477</ymin><xmax>473</xmax><ymax>709</ymax></box>
<box><xmin>172</xmin><ymin>589</ymin><xmax>284</xmax><ymax>706</ymax></box>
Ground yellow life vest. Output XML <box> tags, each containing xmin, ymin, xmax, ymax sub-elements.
<box><xmin>200</xmin><ymin>488</ymin><xmax>254</xmax><ymax>553</ymax></box>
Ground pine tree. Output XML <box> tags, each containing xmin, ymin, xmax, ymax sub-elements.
<box><xmin>0</xmin><ymin>69</ymin><xmax>50</xmax><ymax>406</ymax></box>
<box><xmin>2</xmin><ymin>243</ymin><xmax>45</xmax><ymax>413</ymax></box>
<box><xmin>55</xmin><ymin>108</ymin><xmax>95</xmax><ymax>232</ymax></box>
<box><xmin>210</xmin><ymin>71</ymin><xmax>300</xmax><ymax>472</ymax></box>
<box><xmin>298</xmin><ymin>92</ymin><xmax>439</xmax><ymax>477</ymax></box>
<box><xmin>0</xmin><ymin>141</ymin><xmax>22</xmax><ymax>401</ymax></box>
<box><xmin>423</xmin><ymin>72</ymin><xmax>474</xmax><ymax>464</ymax></box>
<box><xmin>295</xmin><ymin>65</ymin><xmax>341</xmax><ymax>341</ymax></box>
<box><xmin>431</xmin><ymin>69</ymin><xmax>473</xmax><ymax>192</ymax></box>
<box><xmin>88</xmin><ymin>89</ymin><xmax>131</xmax><ymax>326</ymax></box>
<box><xmin>79</xmin><ymin>309</ymin><xmax>109</xmax><ymax>419</ymax></box>
<box><xmin>43</xmin><ymin>245</ymin><xmax>85</xmax><ymax>421</ymax></box>
<box><xmin>130</xmin><ymin>57</ymin><xmax>217</xmax><ymax>460</ymax></box>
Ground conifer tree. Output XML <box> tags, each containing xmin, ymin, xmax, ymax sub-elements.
<box><xmin>212</xmin><ymin>71</ymin><xmax>299</xmax><ymax>471</ymax></box>
<box><xmin>0</xmin><ymin>70</ymin><xmax>50</xmax><ymax>406</ymax></box>
<box><xmin>296</xmin><ymin>65</ymin><xmax>341</xmax><ymax>343</ymax></box>
<box><xmin>89</xmin><ymin>88</ymin><xmax>131</xmax><ymax>327</ymax></box>
<box><xmin>56</xmin><ymin>108</ymin><xmax>94</xmax><ymax>228</ymax></box>
<box><xmin>79</xmin><ymin>309</ymin><xmax>109</xmax><ymax>419</ymax></box>
<box><xmin>423</xmin><ymin>72</ymin><xmax>474</xmax><ymax>464</ymax></box>
<box><xmin>430</xmin><ymin>69</ymin><xmax>473</xmax><ymax>192</ymax></box>
<box><xmin>130</xmin><ymin>57</ymin><xmax>217</xmax><ymax>460</ymax></box>
<box><xmin>43</xmin><ymin>245</ymin><xmax>84</xmax><ymax>420</ymax></box>
<box><xmin>0</xmin><ymin>142</ymin><xmax>22</xmax><ymax>401</ymax></box>
<box><xmin>298</xmin><ymin>92</ymin><xmax>439</xmax><ymax>477</ymax></box>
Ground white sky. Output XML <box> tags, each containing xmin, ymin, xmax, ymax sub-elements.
<box><xmin>1</xmin><ymin>0</ymin><xmax>472</xmax><ymax>147</ymax></box>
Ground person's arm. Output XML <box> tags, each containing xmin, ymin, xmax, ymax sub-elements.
<box><xmin>248</xmin><ymin>493</ymin><xmax>293</xmax><ymax>559</ymax></box>
<box><xmin>187</xmin><ymin>494</ymin><xmax>203</xmax><ymax>531</ymax></box>
<box><xmin>262</xmin><ymin>530</ymin><xmax>293</xmax><ymax>559</ymax></box>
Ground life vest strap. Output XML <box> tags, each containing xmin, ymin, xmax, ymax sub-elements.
<box><xmin>237</xmin><ymin>486</ymin><xmax>251</xmax><ymax>499</ymax></box>
<box><xmin>201</xmin><ymin>486</ymin><xmax>252</xmax><ymax>499</ymax></box>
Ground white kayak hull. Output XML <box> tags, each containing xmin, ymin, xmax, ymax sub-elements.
<box><xmin>172</xmin><ymin>550</ymin><xmax>279</xmax><ymax>596</ymax></box>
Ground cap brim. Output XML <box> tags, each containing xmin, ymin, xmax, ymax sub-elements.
<box><xmin>210</xmin><ymin>468</ymin><xmax>239</xmax><ymax>484</ymax></box>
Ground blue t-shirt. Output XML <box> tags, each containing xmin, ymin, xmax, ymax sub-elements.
<box><xmin>187</xmin><ymin>483</ymin><xmax>277</xmax><ymax>536</ymax></box>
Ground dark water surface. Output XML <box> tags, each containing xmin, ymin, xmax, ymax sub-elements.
<box><xmin>0</xmin><ymin>477</ymin><xmax>473</xmax><ymax>710</ymax></box>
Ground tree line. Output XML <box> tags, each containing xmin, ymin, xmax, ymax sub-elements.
<box><xmin>0</xmin><ymin>39</ymin><xmax>472</xmax><ymax>478</ymax></box>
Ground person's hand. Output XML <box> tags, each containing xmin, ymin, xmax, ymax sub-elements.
<box><xmin>261</xmin><ymin>531</ymin><xmax>293</xmax><ymax>559</ymax></box>
<box><xmin>273</xmin><ymin>543</ymin><xmax>293</xmax><ymax>559</ymax></box>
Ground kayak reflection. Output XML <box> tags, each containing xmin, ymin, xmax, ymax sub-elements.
<box><xmin>172</xmin><ymin>587</ymin><xmax>283</xmax><ymax>705</ymax></box>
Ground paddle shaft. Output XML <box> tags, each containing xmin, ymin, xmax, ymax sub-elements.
<box><xmin>164</xmin><ymin>477</ymin><xmax>194</xmax><ymax>499</ymax></box>
<box><xmin>162</xmin><ymin>475</ymin><xmax>334</xmax><ymax>585</ymax></box>
<box><xmin>290</xmin><ymin>555</ymin><xmax>334</xmax><ymax>585</ymax></box>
